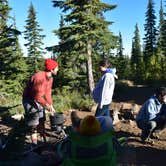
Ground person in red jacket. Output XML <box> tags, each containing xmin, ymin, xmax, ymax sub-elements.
<box><xmin>22</xmin><ymin>58</ymin><xmax>59</xmax><ymax>145</ymax></box>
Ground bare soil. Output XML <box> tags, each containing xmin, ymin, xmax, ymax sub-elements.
<box><xmin>0</xmin><ymin>85</ymin><xmax>166</xmax><ymax>166</ymax></box>
<box><xmin>62</xmin><ymin>85</ymin><xmax>166</xmax><ymax>166</ymax></box>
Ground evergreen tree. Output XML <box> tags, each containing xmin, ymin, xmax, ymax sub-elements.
<box><xmin>143</xmin><ymin>0</ymin><xmax>158</xmax><ymax>79</ymax></box>
<box><xmin>157</xmin><ymin>0</ymin><xmax>164</xmax><ymax>53</ymax></box>
<box><xmin>0</xmin><ymin>1</ymin><xmax>27</xmax><ymax>94</ymax></box>
<box><xmin>156</xmin><ymin>0</ymin><xmax>166</xmax><ymax>80</ymax></box>
<box><xmin>24</xmin><ymin>2</ymin><xmax>45</xmax><ymax>73</ymax></box>
<box><xmin>0</xmin><ymin>0</ymin><xmax>12</xmax><ymax>79</ymax></box>
<box><xmin>115</xmin><ymin>31</ymin><xmax>127</xmax><ymax>79</ymax></box>
<box><xmin>131</xmin><ymin>23</ymin><xmax>144</xmax><ymax>82</ymax></box>
<box><xmin>11</xmin><ymin>16</ymin><xmax>29</xmax><ymax>85</ymax></box>
<box><xmin>52</xmin><ymin>0</ymin><xmax>117</xmax><ymax>93</ymax></box>
<box><xmin>117</xmin><ymin>32</ymin><xmax>123</xmax><ymax>57</ymax></box>
<box><xmin>53</xmin><ymin>15</ymin><xmax>71</xmax><ymax>88</ymax></box>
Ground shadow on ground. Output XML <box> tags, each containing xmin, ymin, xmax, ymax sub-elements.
<box><xmin>118</xmin><ymin>145</ymin><xmax>166</xmax><ymax>166</ymax></box>
<box><xmin>114</xmin><ymin>86</ymin><xmax>156</xmax><ymax>105</ymax></box>
<box><xmin>115</xmin><ymin>127</ymin><xmax>166</xmax><ymax>166</ymax></box>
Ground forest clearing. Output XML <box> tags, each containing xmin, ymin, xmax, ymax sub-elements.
<box><xmin>1</xmin><ymin>0</ymin><xmax>166</xmax><ymax>165</ymax></box>
<box><xmin>0</xmin><ymin>85</ymin><xmax>166</xmax><ymax>166</ymax></box>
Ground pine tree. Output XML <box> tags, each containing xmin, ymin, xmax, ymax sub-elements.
<box><xmin>52</xmin><ymin>0</ymin><xmax>117</xmax><ymax>93</ymax></box>
<box><xmin>117</xmin><ymin>32</ymin><xmax>123</xmax><ymax>57</ymax></box>
<box><xmin>11</xmin><ymin>16</ymin><xmax>29</xmax><ymax>84</ymax></box>
<box><xmin>131</xmin><ymin>23</ymin><xmax>144</xmax><ymax>82</ymax></box>
<box><xmin>143</xmin><ymin>0</ymin><xmax>158</xmax><ymax>79</ymax></box>
<box><xmin>0</xmin><ymin>1</ymin><xmax>28</xmax><ymax>94</ymax></box>
<box><xmin>157</xmin><ymin>0</ymin><xmax>164</xmax><ymax>53</ymax></box>
<box><xmin>24</xmin><ymin>2</ymin><xmax>45</xmax><ymax>73</ymax></box>
<box><xmin>115</xmin><ymin>32</ymin><xmax>127</xmax><ymax>79</ymax></box>
<box><xmin>157</xmin><ymin>0</ymin><xmax>166</xmax><ymax>80</ymax></box>
<box><xmin>53</xmin><ymin>15</ymin><xmax>71</xmax><ymax>88</ymax></box>
<box><xmin>0</xmin><ymin>0</ymin><xmax>12</xmax><ymax>79</ymax></box>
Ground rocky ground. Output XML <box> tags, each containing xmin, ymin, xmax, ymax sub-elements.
<box><xmin>0</xmin><ymin>85</ymin><xmax>166</xmax><ymax>165</ymax></box>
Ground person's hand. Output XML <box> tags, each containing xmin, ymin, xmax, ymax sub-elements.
<box><xmin>45</xmin><ymin>104</ymin><xmax>52</xmax><ymax>112</ymax></box>
<box><xmin>50</xmin><ymin>105</ymin><xmax>55</xmax><ymax>112</ymax></box>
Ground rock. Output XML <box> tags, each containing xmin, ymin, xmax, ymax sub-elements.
<box><xmin>112</xmin><ymin>109</ymin><xmax>121</xmax><ymax>125</ymax></box>
<box><xmin>11</xmin><ymin>114</ymin><xmax>24</xmax><ymax>121</ymax></box>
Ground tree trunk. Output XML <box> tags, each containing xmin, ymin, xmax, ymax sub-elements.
<box><xmin>87</xmin><ymin>41</ymin><xmax>94</xmax><ymax>94</ymax></box>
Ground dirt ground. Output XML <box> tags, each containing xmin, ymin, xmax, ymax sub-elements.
<box><xmin>62</xmin><ymin>85</ymin><xmax>166</xmax><ymax>166</ymax></box>
<box><xmin>62</xmin><ymin>107</ymin><xmax>166</xmax><ymax>166</ymax></box>
<box><xmin>0</xmin><ymin>85</ymin><xmax>166</xmax><ymax>165</ymax></box>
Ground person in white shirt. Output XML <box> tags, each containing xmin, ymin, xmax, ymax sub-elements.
<box><xmin>92</xmin><ymin>59</ymin><xmax>117</xmax><ymax>117</ymax></box>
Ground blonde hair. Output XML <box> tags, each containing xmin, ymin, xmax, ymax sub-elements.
<box><xmin>79</xmin><ymin>115</ymin><xmax>101</xmax><ymax>136</ymax></box>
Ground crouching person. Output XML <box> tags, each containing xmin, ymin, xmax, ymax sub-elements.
<box><xmin>136</xmin><ymin>87</ymin><xmax>166</xmax><ymax>143</ymax></box>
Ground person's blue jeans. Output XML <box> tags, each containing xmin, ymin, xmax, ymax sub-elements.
<box><xmin>95</xmin><ymin>104</ymin><xmax>110</xmax><ymax>117</ymax></box>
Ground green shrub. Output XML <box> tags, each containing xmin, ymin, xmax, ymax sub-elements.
<box><xmin>0</xmin><ymin>86</ymin><xmax>94</xmax><ymax>116</ymax></box>
<box><xmin>0</xmin><ymin>92</ymin><xmax>23</xmax><ymax>116</ymax></box>
<box><xmin>0</xmin><ymin>80</ymin><xmax>23</xmax><ymax>95</ymax></box>
<box><xmin>52</xmin><ymin>87</ymin><xmax>94</xmax><ymax>112</ymax></box>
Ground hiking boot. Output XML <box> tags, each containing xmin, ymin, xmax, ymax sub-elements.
<box><xmin>140</xmin><ymin>133</ymin><xmax>147</xmax><ymax>142</ymax></box>
<box><xmin>71</xmin><ymin>111</ymin><xmax>81</xmax><ymax>129</ymax></box>
<box><xmin>141</xmin><ymin>134</ymin><xmax>154</xmax><ymax>144</ymax></box>
<box><xmin>145</xmin><ymin>138</ymin><xmax>154</xmax><ymax>144</ymax></box>
<box><xmin>140</xmin><ymin>130</ymin><xmax>151</xmax><ymax>143</ymax></box>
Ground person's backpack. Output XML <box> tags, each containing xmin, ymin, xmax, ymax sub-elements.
<box><xmin>59</xmin><ymin>129</ymin><xmax>117</xmax><ymax>166</ymax></box>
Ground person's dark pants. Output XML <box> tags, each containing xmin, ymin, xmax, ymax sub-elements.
<box><xmin>95</xmin><ymin>104</ymin><xmax>110</xmax><ymax>117</ymax></box>
<box><xmin>22</xmin><ymin>99</ymin><xmax>46</xmax><ymax>142</ymax></box>
<box><xmin>137</xmin><ymin>117</ymin><xmax>166</xmax><ymax>140</ymax></box>
<box><xmin>137</xmin><ymin>120</ymin><xmax>157</xmax><ymax>140</ymax></box>
<box><xmin>22</xmin><ymin>99</ymin><xmax>46</xmax><ymax>127</ymax></box>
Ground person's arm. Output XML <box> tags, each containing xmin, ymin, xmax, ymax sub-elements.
<box><xmin>45</xmin><ymin>79</ymin><xmax>55</xmax><ymax>112</ymax></box>
<box><xmin>44</xmin><ymin>79</ymin><xmax>53</xmax><ymax>105</ymax></box>
<box><xmin>146</xmin><ymin>101</ymin><xmax>158</xmax><ymax>120</ymax></box>
<box><xmin>44</xmin><ymin>79</ymin><xmax>56</xmax><ymax>112</ymax></box>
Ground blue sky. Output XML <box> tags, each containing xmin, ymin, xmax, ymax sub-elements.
<box><xmin>8</xmin><ymin>0</ymin><xmax>161</xmax><ymax>57</ymax></box>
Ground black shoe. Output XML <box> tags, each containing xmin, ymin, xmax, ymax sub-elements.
<box><xmin>145</xmin><ymin>138</ymin><xmax>154</xmax><ymax>144</ymax></box>
<box><xmin>141</xmin><ymin>130</ymin><xmax>151</xmax><ymax>142</ymax></box>
<box><xmin>140</xmin><ymin>133</ymin><xmax>154</xmax><ymax>144</ymax></box>
<box><xmin>71</xmin><ymin>111</ymin><xmax>81</xmax><ymax>128</ymax></box>
<box><xmin>141</xmin><ymin>136</ymin><xmax>154</xmax><ymax>144</ymax></box>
